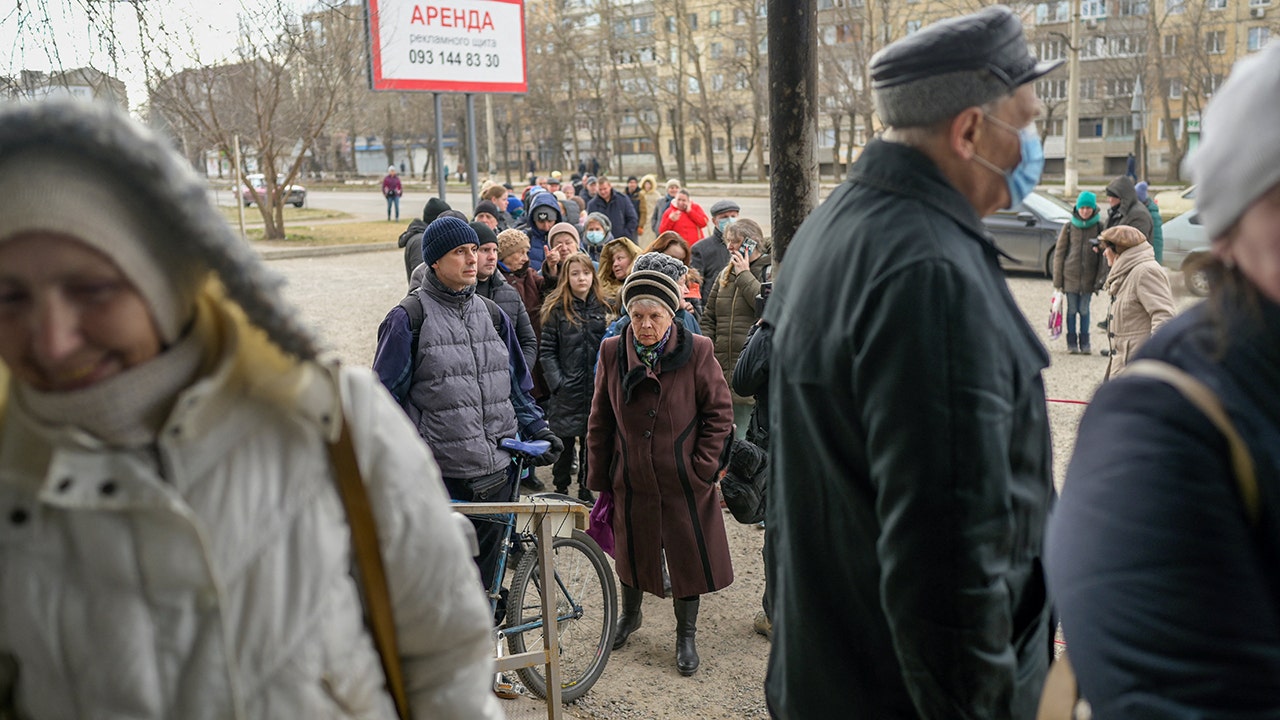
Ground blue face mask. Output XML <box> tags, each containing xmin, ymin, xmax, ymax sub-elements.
<box><xmin>974</xmin><ymin>114</ymin><xmax>1044</xmax><ymax>209</ymax></box>
<box><xmin>585</xmin><ymin>230</ymin><xmax>605</xmax><ymax>244</ymax></box>
<box><xmin>716</xmin><ymin>217</ymin><xmax>736</xmax><ymax>233</ymax></box>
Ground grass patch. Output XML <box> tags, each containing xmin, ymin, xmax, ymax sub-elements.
<box><xmin>249</xmin><ymin>220</ymin><xmax>408</xmax><ymax>247</ymax></box>
<box><xmin>217</xmin><ymin>204</ymin><xmax>349</xmax><ymax>224</ymax></box>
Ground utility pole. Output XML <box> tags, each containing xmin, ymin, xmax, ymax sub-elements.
<box><xmin>1064</xmin><ymin>0</ymin><xmax>1081</xmax><ymax>197</ymax></box>
<box><xmin>234</xmin><ymin>134</ymin><xmax>246</xmax><ymax>241</ymax></box>
<box><xmin>768</xmin><ymin>0</ymin><xmax>818</xmax><ymax>262</ymax></box>
<box><xmin>486</xmin><ymin>94</ymin><xmax>497</xmax><ymax>181</ymax></box>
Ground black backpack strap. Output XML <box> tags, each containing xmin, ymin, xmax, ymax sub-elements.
<box><xmin>476</xmin><ymin>294</ymin><xmax>506</xmax><ymax>338</ymax></box>
<box><xmin>398</xmin><ymin>291</ymin><xmax>425</xmax><ymax>373</ymax></box>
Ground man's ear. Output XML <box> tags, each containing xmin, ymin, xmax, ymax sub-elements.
<box><xmin>949</xmin><ymin>107</ymin><xmax>985</xmax><ymax>160</ymax></box>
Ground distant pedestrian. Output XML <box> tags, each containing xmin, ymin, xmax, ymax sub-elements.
<box><xmin>399</xmin><ymin>197</ymin><xmax>452</xmax><ymax>284</ymax></box>
<box><xmin>382</xmin><ymin>166</ymin><xmax>402</xmax><ymax>221</ymax></box>
<box><xmin>1134</xmin><ymin>180</ymin><xmax>1164</xmax><ymax>263</ymax></box>
<box><xmin>651</xmin><ymin>178</ymin><xmax>681</xmax><ymax>235</ymax></box>
<box><xmin>1052</xmin><ymin>191</ymin><xmax>1105</xmax><ymax>354</ymax></box>
<box><xmin>658</xmin><ymin>189</ymin><xmax>708</xmax><ymax>246</ymax></box>
<box><xmin>1097</xmin><ymin>225</ymin><xmax>1175</xmax><ymax>379</ymax></box>
<box><xmin>587</xmin><ymin>176</ymin><xmax>639</xmax><ymax>242</ymax></box>
<box><xmin>1104</xmin><ymin>175</ymin><xmax>1153</xmax><ymax>239</ymax></box>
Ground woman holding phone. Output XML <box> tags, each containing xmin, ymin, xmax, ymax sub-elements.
<box><xmin>701</xmin><ymin>218</ymin><xmax>770</xmax><ymax>438</ymax></box>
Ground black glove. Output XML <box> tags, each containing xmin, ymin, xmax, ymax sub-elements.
<box><xmin>531</xmin><ymin>428</ymin><xmax>563</xmax><ymax>467</ymax></box>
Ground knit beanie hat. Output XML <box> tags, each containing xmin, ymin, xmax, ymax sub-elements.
<box><xmin>1191</xmin><ymin>42</ymin><xmax>1280</xmax><ymax>239</ymax></box>
<box><xmin>0</xmin><ymin>99</ymin><xmax>319</xmax><ymax>358</ymax></box>
<box><xmin>497</xmin><ymin>228</ymin><xmax>531</xmax><ymax>260</ymax></box>
<box><xmin>422</xmin><ymin>197</ymin><xmax>451</xmax><ymax>224</ymax></box>
<box><xmin>470</xmin><ymin>221</ymin><xmax>499</xmax><ymax>248</ymax></box>
<box><xmin>422</xmin><ymin>216</ymin><xmax>478</xmax><ymax>267</ymax></box>
<box><xmin>1075</xmin><ymin>191</ymin><xmax>1098</xmax><ymax>210</ymax></box>
<box><xmin>1134</xmin><ymin>181</ymin><xmax>1149</xmax><ymax>204</ymax></box>
<box><xmin>548</xmin><ymin>222</ymin><xmax>580</xmax><ymax>246</ymax></box>
<box><xmin>585</xmin><ymin>212</ymin><xmax>612</xmax><ymax>233</ymax></box>
<box><xmin>620</xmin><ymin>270</ymin><xmax>681</xmax><ymax>315</ymax></box>
<box><xmin>1099</xmin><ymin>225</ymin><xmax>1146</xmax><ymax>253</ymax></box>
<box><xmin>631</xmin><ymin>252</ymin><xmax>687</xmax><ymax>283</ymax></box>
<box><xmin>473</xmin><ymin>200</ymin><xmax>500</xmax><ymax>219</ymax></box>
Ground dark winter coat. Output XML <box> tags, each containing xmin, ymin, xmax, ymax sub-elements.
<box><xmin>399</xmin><ymin>219</ymin><xmax>428</xmax><ymax>284</ymax></box>
<box><xmin>587</xmin><ymin>191</ymin><xmax>640</xmax><ymax>243</ymax></box>
<box><xmin>1047</xmin><ymin>295</ymin><xmax>1280</xmax><ymax>717</ymax></box>
<box><xmin>702</xmin><ymin>253</ymin><xmax>770</xmax><ymax>404</ymax></box>
<box><xmin>586</xmin><ymin>324</ymin><xmax>735</xmax><ymax>598</ymax></box>
<box><xmin>762</xmin><ymin>138</ymin><xmax>1054</xmax><ymax>720</ymax></box>
<box><xmin>500</xmin><ymin>264</ymin><xmax>548</xmax><ymax>398</ymax></box>
<box><xmin>540</xmin><ymin>295</ymin><xmax>608</xmax><ymax>437</ymax></box>
<box><xmin>1105</xmin><ymin>176</ymin><xmax>1154</xmax><ymax>240</ymax></box>
<box><xmin>1144</xmin><ymin>197</ymin><xmax>1164</xmax><ymax>264</ymax></box>
<box><xmin>690</xmin><ymin>230</ymin><xmax>731</xmax><ymax>303</ymax></box>
<box><xmin>516</xmin><ymin>193</ymin><xmax>563</xmax><ymax>271</ymax></box>
<box><xmin>650</xmin><ymin>193</ymin><xmax>676</xmax><ymax>234</ymax></box>
<box><xmin>1052</xmin><ymin>214</ymin><xmax>1104</xmax><ymax>294</ymax></box>
<box><xmin>476</xmin><ymin>271</ymin><xmax>538</xmax><ymax>370</ymax></box>
<box><xmin>731</xmin><ymin>320</ymin><xmax>772</xmax><ymax>450</ymax></box>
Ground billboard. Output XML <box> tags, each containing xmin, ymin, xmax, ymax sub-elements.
<box><xmin>367</xmin><ymin>0</ymin><xmax>527</xmax><ymax>93</ymax></box>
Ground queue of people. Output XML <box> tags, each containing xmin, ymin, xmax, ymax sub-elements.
<box><xmin>3</xmin><ymin>9</ymin><xmax>1276</xmax><ymax>719</ymax></box>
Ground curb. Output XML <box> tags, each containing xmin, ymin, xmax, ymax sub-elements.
<box><xmin>257</xmin><ymin>242</ymin><xmax>394</xmax><ymax>261</ymax></box>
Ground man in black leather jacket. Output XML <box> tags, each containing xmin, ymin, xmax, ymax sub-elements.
<box><xmin>763</xmin><ymin>8</ymin><xmax>1060</xmax><ymax>719</ymax></box>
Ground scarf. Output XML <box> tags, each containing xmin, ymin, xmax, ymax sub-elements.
<box><xmin>633</xmin><ymin>326</ymin><xmax>673</xmax><ymax>369</ymax></box>
<box><xmin>1071</xmin><ymin>210</ymin><xmax>1101</xmax><ymax>229</ymax></box>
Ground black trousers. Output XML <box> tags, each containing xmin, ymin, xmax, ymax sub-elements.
<box><xmin>443</xmin><ymin>468</ymin><xmax>516</xmax><ymax>598</ymax></box>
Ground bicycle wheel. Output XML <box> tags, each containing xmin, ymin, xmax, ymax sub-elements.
<box><xmin>505</xmin><ymin>528</ymin><xmax>617</xmax><ymax>703</ymax></box>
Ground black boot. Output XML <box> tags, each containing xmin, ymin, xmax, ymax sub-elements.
<box><xmin>674</xmin><ymin>597</ymin><xmax>701</xmax><ymax>676</ymax></box>
<box><xmin>613</xmin><ymin>584</ymin><xmax>644</xmax><ymax>650</ymax></box>
<box><xmin>552</xmin><ymin>475</ymin><xmax>570</xmax><ymax>495</ymax></box>
<box><xmin>577</xmin><ymin>485</ymin><xmax>595</xmax><ymax>506</ymax></box>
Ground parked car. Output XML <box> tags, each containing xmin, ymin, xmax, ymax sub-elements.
<box><xmin>1154</xmin><ymin>184</ymin><xmax>1196</xmax><ymax>220</ymax></box>
<box><xmin>240</xmin><ymin>173</ymin><xmax>306</xmax><ymax>208</ymax></box>
<box><xmin>1160</xmin><ymin>209</ymin><xmax>1211</xmax><ymax>296</ymax></box>
<box><xmin>983</xmin><ymin>190</ymin><xmax>1073</xmax><ymax>277</ymax></box>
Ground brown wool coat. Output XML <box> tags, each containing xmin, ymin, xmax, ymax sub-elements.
<box><xmin>586</xmin><ymin>324</ymin><xmax>735</xmax><ymax>598</ymax></box>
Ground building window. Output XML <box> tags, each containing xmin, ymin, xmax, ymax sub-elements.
<box><xmin>1167</xmin><ymin>77</ymin><xmax>1182</xmax><ymax>98</ymax></box>
<box><xmin>1105</xmin><ymin>78</ymin><xmax>1134</xmax><ymax>97</ymax></box>
<box><xmin>668</xmin><ymin>139</ymin><xmax>677</xmax><ymax>155</ymax></box>
<box><xmin>709</xmin><ymin>9</ymin><xmax>721</xmax><ymax>26</ymax></box>
<box><xmin>1158</xmin><ymin>117</ymin><xmax>1183</xmax><ymax>140</ymax></box>
<box><xmin>1082</xmin><ymin>0</ymin><xmax>1107</xmax><ymax>17</ymax></box>
<box><xmin>1080</xmin><ymin>36</ymin><xmax>1105</xmax><ymax>58</ymax></box>
<box><xmin>1163</xmin><ymin>34</ymin><xmax>1179</xmax><ymax>55</ymax></box>
<box><xmin>1035</xmin><ymin>2</ymin><xmax>1071</xmax><ymax>22</ymax></box>
<box><xmin>906</xmin><ymin>19</ymin><xmax>922</xmax><ymax>34</ymax></box>
<box><xmin>1165</xmin><ymin>0</ymin><xmax>1185</xmax><ymax>12</ymax></box>
<box><xmin>710</xmin><ymin>42</ymin><xmax>723</xmax><ymax>59</ymax></box>
<box><xmin>1117</xmin><ymin>0</ymin><xmax>1147</xmax><ymax>15</ymax></box>
<box><xmin>820</xmin><ymin>129</ymin><xmax>836</xmax><ymax>148</ymax></box>
<box><xmin>836</xmin><ymin>23</ymin><xmax>860</xmax><ymax>42</ymax></box>
<box><xmin>711</xmin><ymin>73</ymin><xmax>724</xmax><ymax>91</ymax></box>
<box><xmin>1080</xmin><ymin>117</ymin><xmax>1104</xmax><ymax>137</ymax></box>
<box><xmin>666</xmin><ymin>15</ymin><xmax>676</xmax><ymax>32</ymax></box>
<box><xmin>735</xmin><ymin>9</ymin><xmax>747</xmax><ymax>24</ymax></box>
<box><xmin>1081</xmin><ymin>77</ymin><xmax>1097</xmax><ymax>99</ymax></box>
<box><xmin>735</xmin><ymin>39</ymin><xmax>747</xmax><ymax>56</ymax></box>
<box><xmin>1205</xmin><ymin>30</ymin><xmax>1226</xmax><ymax>53</ymax></box>
<box><xmin>714</xmin><ymin>137</ymin><xmax>726</xmax><ymax>153</ymax></box>
<box><xmin>634</xmin><ymin>16</ymin><xmax>653</xmax><ymax>34</ymax></box>
<box><xmin>1203</xmin><ymin>73</ymin><xmax>1224</xmax><ymax>95</ymax></box>
<box><xmin>687</xmin><ymin>13</ymin><xmax>697</xmax><ymax>30</ymax></box>
<box><xmin>1038</xmin><ymin>39</ymin><xmax>1066</xmax><ymax>60</ymax></box>
<box><xmin>1105</xmin><ymin>116</ymin><xmax>1134</xmax><ymax>137</ymax></box>
<box><xmin>1037</xmin><ymin>78</ymin><xmax>1068</xmax><ymax>100</ymax></box>
<box><xmin>735</xmin><ymin>136</ymin><xmax>750</xmax><ymax>153</ymax></box>
<box><xmin>1250</xmin><ymin>0</ymin><xmax>1271</xmax><ymax>5</ymax></box>
<box><xmin>1041</xmin><ymin>117</ymin><xmax>1066</xmax><ymax>136</ymax></box>
<box><xmin>1207</xmin><ymin>0</ymin><xmax>1226</xmax><ymax>9</ymax></box>
<box><xmin>690</xmin><ymin>137</ymin><xmax>701</xmax><ymax>156</ymax></box>
<box><xmin>1107</xmin><ymin>34</ymin><xmax>1147</xmax><ymax>56</ymax></box>
<box><xmin>1248</xmin><ymin>26</ymin><xmax>1271</xmax><ymax>50</ymax></box>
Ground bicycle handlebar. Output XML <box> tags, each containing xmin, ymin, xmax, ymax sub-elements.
<box><xmin>500</xmin><ymin>437</ymin><xmax>551</xmax><ymax>459</ymax></box>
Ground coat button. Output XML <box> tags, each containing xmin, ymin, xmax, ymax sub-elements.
<box><xmin>100</xmin><ymin>480</ymin><xmax>118</xmax><ymax>497</ymax></box>
<box><xmin>647</xmin><ymin>409</ymin><xmax>656</xmax><ymax>418</ymax></box>
<box><xmin>643</xmin><ymin>430</ymin><xmax>652</xmax><ymax>438</ymax></box>
<box><xmin>9</xmin><ymin>508</ymin><xmax>28</xmax><ymax>526</ymax></box>
<box><xmin>56</xmin><ymin>477</ymin><xmax>73</xmax><ymax>493</ymax></box>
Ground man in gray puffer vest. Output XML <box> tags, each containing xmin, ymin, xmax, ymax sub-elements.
<box><xmin>374</xmin><ymin>217</ymin><xmax>563</xmax><ymax>594</ymax></box>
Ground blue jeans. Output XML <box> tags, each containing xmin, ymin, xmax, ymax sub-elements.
<box><xmin>386</xmin><ymin>194</ymin><xmax>400</xmax><ymax>220</ymax></box>
<box><xmin>1065</xmin><ymin>292</ymin><xmax>1091</xmax><ymax>346</ymax></box>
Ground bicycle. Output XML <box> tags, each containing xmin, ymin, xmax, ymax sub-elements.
<box><xmin>476</xmin><ymin>437</ymin><xmax>618</xmax><ymax>704</ymax></box>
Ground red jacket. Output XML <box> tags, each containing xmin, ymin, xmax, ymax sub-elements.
<box><xmin>658</xmin><ymin>202</ymin><xmax>709</xmax><ymax>246</ymax></box>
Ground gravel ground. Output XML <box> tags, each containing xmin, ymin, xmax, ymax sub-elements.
<box><xmin>267</xmin><ymin>248</ymin><xmax>1201</xmax><ymax>720</ymax></box>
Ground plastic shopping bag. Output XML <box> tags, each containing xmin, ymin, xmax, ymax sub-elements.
<box><xmin>586</xmin><ymin>490</ymin><xmax>615</xmax><ymax>557</ymax></box>
<box><xmin>1048</xmin><ymin>290</ymin><xmax>1064</xmax><ymax>341</ymax></box>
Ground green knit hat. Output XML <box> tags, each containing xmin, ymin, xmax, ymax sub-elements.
<box><xmin>1076</xmin><ymin>191</ymin><xmax>1098</xmax><ymax>210</ymax></box>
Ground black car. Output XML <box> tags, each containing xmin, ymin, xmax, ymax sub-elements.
<box><xmin>983</xmin><ymin>191</ymin><xmax>1072</xmax><ymax>277</ymax></box>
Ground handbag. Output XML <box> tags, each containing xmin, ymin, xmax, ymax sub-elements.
<box><xmin>720</xmin><ymin>438</ymin><xmax>768</xmax><ymax>525</ymax></box>
<box><xmin>1048</xmin><ymin>290</ymin><xmax>1064</xmax><ymax>341</ymax></box>
<box><xmin>328</xmin><ymin>419</ymin><xmax>412</xmax><ymax>720</ymax></box>
<box><xmin>586</xmin><ymin>490</ymin><xmax>615</xmax><ymax>557</ymax></box>
<box><xmin>1036</xmin><ymin>359</ymin><xmax>1259</xmax><ymax>720</ymax></box>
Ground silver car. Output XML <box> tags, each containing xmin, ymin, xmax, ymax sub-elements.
<box><xmin>240</xmin><ymin>173</ymin><xmax>306</xmax><ymax>208</ymax></box>
<box><xmin>1160</xmin><ymin>210</ymin><xmax>1211</xmax><ymax>296</ymax></box>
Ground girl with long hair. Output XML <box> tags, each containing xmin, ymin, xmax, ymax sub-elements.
<box><xmin>540</xmin><ymin>253</ymin><xmax>609</xmax><ymax>503</ymax></box>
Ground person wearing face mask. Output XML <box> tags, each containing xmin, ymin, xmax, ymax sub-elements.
<box><xmin>691</xmin><ymin>199</ymin><xmax>740</xmax><ymax>303</ymax></box>
<box><xmin>763</xmin><ymin>7</ymin><xmax>1061</xmax><ymax>718</ymax></box>
<box><xmin>581</xmin><ymin>212</ymin><xmax>614</xmax><ymax>264</ymax></box>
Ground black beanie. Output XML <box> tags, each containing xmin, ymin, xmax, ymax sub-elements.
<box><xmin>422</xmin><ymin>197</ymin><xmax>451</xmax><ymax>224</ymax></box>
<box><xmin>422</xmin><ymin>216</ymin><xmax>479</xmax><ymax>267</ymax></box>
<box><xmin>474</xmin><ymin>200</ymin><xmax>501</xmax><ymax>219</ymax></box>
<box><xmin>470</xmin><ymin>221</ymin><xmax>499</xmax><ymax>248</ymax></box>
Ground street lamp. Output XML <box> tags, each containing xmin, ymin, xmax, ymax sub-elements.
<box><xmin>1130</xmin><ymin>76</ymin><xmax>1146</xmax><ymax>181</ymax></box>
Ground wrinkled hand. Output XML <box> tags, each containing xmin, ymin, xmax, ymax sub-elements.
<box><xmin>531</xmin><ymin>428</ymin><xmax>564</xmax><ymax>467</ymax></box>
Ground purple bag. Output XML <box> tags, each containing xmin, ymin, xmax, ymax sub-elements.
<box><xmin>586</xmin><ymin>490</ymin><xmax>615</xmax><ymax>557</ymax></box>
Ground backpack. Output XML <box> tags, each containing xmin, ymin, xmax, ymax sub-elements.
<box><xmin>399</xmin><ymin>289</ymin><xmax>506</xmax><ymax>372</ymax></box>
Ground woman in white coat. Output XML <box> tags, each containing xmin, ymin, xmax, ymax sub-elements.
<box><xmin>0</xmin><ymin>100</ymin><xmax>503</xmax><ymax>719</ymax></box>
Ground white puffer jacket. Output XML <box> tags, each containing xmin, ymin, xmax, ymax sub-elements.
<box><xmin>0</xmin><ymin>325</ymin><xmax>503</xmax><ymax>718</ymax></box>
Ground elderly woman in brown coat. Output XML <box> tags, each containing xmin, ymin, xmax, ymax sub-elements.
<box><xmin>1099</xmin><ymin>225</ymin><xmax>1177</xmax><ymax>379</ymax></box>
<box><xmin>586</xmin><ymin>268</ymin><xmax>734</xmax><ymax>677</ymax></box>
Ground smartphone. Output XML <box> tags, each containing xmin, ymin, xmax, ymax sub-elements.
<box><xmin>740</xmin><ymin>238</ymin><xmax>758</xmax><ymax>256</ymax></box>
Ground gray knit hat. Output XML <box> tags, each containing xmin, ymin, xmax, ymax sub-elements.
<box><xmin>0</xmin><ymin>99</ymin><xmax>321</xmax><ymax>359</ymax></box>
<box><xmin>631</xmin><ymin>252</ymin><xmax>687</xmax><ymax>284</ymax></box>
<box><xmin>1191</xmin><ymin>42</ymin><xmax>1280</xmax><ymax>239</ymax></box>
<box><xmin>621</xmin><ymin>269</ymin><xmax>681</xmax><ymax>315</ymax></box>
<box><xmin>422</xmin><ymin>216</ymin><xmax>479</xmax><ymax>266</ymax></box>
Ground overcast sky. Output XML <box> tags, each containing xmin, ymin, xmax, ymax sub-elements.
<box><xmin>1</xmin><ymin>0</ymin><xmax>321</xmax><ymax>112</ymax></box>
